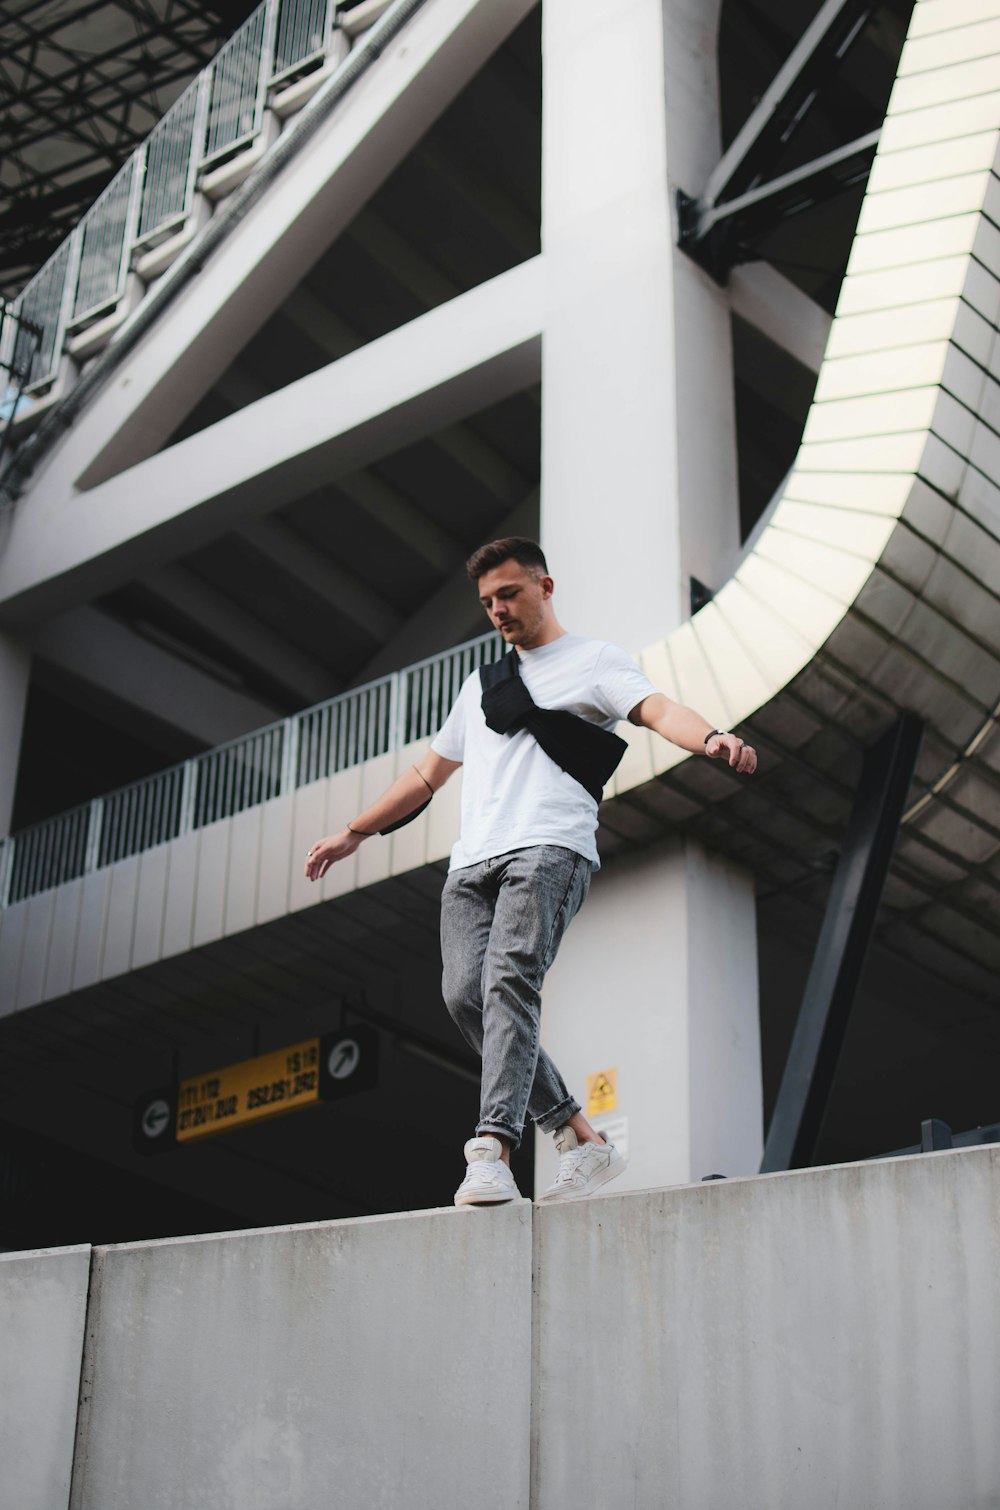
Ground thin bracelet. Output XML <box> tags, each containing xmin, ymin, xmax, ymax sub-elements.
<box><xmin>412</xmin><ymin>765</ymin><xmax>434</xmax><ymax>794</ymax></box>
<box><xmin>704</xmin><ymin>729</ymin><xmax>727</xmax><ymax>747</ymax></box>
<box><xmin>347</xmin><ymin>822</ymin><xmax>375</xmax><ymax>837</ymax></box>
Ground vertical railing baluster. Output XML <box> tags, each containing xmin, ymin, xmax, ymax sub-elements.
<box><xmin>178</xmin><ymin>758</ymin><xmax>197</xmax><ymax>836</ymax></box>
<box><xmin>0</xmin><ymin>836</ymin><xmax>13</xmax><ymax>909</ymax></box>
<box><xmin>280</xmin><ymin>715</ymin><xmax>300</xmax><ymax>795</ymax></box>
<box><xmin>83</xmin><ymin>798</ymin><xmax>104</xmax><ymax>875</ymax></box>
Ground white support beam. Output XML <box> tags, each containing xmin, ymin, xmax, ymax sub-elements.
<box><xmin>0</xmin><ymin>257</ymin><xmax>543</xmax><ymax>626</ymax></box>
<box><xmin>139</xmin><ymin>564</ymin><xmax>340</xmax><ymax>707</ymax></box>
<box><xmin>729</xmin><ymin>262</ymin><xmax>834</xmax><ymax>374</ymax></box>
<box><xmin>28</xmin><ymin>607</ymin><xmax>281</xmax><ymax>747</ymax></box>
<box><xmin>240</xmin><ymin>517</ymin><xmax>402</xmax><ymax>643</ymax></box>
<box><xmin>284</xmin><ymin>280</ymin><xmax>532</xmax><ymax>522</ymax></box>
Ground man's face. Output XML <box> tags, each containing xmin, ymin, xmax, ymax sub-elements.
<box><xmin>477</xmin><ymin>560</ymin><xmax>553</xmax><ymax>647</ymax></box>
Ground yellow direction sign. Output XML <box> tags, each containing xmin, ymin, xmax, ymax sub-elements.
<box><xmin>134</xmin><ymin>1025</ymin><xmax>380</xmax><ymax>1153</ymax></box>
<box><xmin>586</xmin><ymin>1067</ymin><xmax>618</xmax><ymax>1117</ymax></box>
<box><xmin>176</xmin><ymin>1038</ymin><xmax>321</xmax><ymax>1142</ymax></box>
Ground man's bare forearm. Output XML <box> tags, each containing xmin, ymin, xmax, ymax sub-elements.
<box><xmin>350</xmin><ymin>764</ymin><xmax>441</xmax><ymax>837</ymax></box>
<box><xmin>647</xmin><ymin>700</ymin><xmax>716</xmax><ymax>753</ymax></box>
<box><xmin>304</xmin><ymin>753</ymin><xmax>460</xmax><ymax>880</ymax></box>
<box><xmin>631</xmin><ymin>693</ymin><xmax>757</xmax><ymax>773</ymax></box>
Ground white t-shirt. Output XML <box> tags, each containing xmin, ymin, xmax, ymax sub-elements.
<box><xmin>431</xmin><ymin>634</ymin><xmax>658</xmax><ymax>871</ymax></box>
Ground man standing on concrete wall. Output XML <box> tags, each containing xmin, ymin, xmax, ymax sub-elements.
<box><xmin>306</xmin><ymin>538</ymin><xmax>756</xmax><ymax>1206</ymax></box>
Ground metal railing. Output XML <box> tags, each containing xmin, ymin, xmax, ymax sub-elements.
<box><xmin>1</xmin><ymin>0</ymin><xmax>377</xmax><ymax>404</ymax></box>
<box><xmin>0</xmin><ymin>631</ymin><xmax>502</xmax><ymax>908</ymax></box>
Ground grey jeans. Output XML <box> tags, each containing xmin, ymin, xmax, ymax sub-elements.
<box><xmin>440</xmin><ymin>845</ymin><xmax>591</xmax><ymax>1149</ymax></box>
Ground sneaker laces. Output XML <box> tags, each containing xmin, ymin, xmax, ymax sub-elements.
<box><xmin>462</xmin><ymin>1159</ymin><xmax>506</xmax><ymax>1186</ymax></box>
<box><xmin>551</xmin><ymin>1146</ymin><xmax>590</xmax><ymax>1187</ymax></box>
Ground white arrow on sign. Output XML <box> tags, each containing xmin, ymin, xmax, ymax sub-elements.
<box><xmin>327</xmin><ymin>1038</ymin><xmax>361</xmax><ymax>1081</ymax></box>
<box><xmin>141</xmin><ymin>1099</ymin><xmax>171</xmax><ymax>1138</ymax></box>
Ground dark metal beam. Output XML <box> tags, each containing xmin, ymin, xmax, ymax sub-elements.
<box><xmin>678</xmin><ymin>129</ymin><xmax>879</xmax><ymax>278</ymax></box>
<box><xmin>760</xmin><ymin>712</ymin><xmax>924</xmax><ymax>1173</ymax></box>
<box><xmin>677</xmin><ymin>0</ymin><xmax>875</xmax><ymax>281</ymax></box>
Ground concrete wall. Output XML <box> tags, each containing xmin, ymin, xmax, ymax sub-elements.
<box><xmin>4</xmin><ymin>1150</ymin><xmax>999</xmax><ymax>1510</ymax></box>
<box><xmin>534</xmin><ymin>1148</ymin><xmax>1000</xmax><ymax>1509</ymax></box>
<box><xmin>70</xmin><ymin>1204</ymin><xmax>532</xmax><ymax>1510</ymax></box>
<box><xmin>0</xmin><ymin>1244</ymin><xmax>91</xmax><ymax>1510</ymax></box>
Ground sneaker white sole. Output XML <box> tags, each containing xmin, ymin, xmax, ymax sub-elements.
<box><xmin>538</xmin><ymin>1152</ymin><xmax>627</xmax><ymax>1202</ymax></box>
<box><xmin>454</xmin><ymin>1187</ymin><xmax>520</xmax><ymax>1207</ymax></box>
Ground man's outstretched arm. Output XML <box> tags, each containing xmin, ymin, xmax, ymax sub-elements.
<box><xmin>629</xmin><ymin>694</ymin><xmax>757</xmax><ymax>775</ymax></box>
<box><xmin>304</xmin><ymin>751</ymin><xmax>462</xmax><ymax>880</ymax></box>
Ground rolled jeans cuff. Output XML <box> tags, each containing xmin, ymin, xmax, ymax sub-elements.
<box><xmin>477</xmin><ymin>1119</ymin><xmax>524</xmax><ymax>1149</ymax></box>
<box><xmin>534</xmin><ymin>1095</ymin><xmax>580</xmax><ymax>1137</ymax></box>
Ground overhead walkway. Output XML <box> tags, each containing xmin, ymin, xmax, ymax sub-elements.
<box><xmin>5</xmin><ymin>8</ymin><xmax>1000</xmax><ymax>1005</ymax></box>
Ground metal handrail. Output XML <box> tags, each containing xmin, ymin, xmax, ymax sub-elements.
<box><xmin>0</xmin><ymin>631</ymin><xmax>501</xmax><ymax>908</ymax></box>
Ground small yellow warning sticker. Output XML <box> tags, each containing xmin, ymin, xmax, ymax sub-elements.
<box><xmin>586</xmin><ymin>1067</ymin><xmax>617</xmax><ymax>1116</ymax></box>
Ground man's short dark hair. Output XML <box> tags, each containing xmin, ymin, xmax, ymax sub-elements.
<box><xmin>466</xmin><ymin>537</ymin><xmax>549</xmax><ymax>584</ymax></box>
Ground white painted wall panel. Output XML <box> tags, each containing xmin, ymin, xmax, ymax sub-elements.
<box><xmin>256</xmin><ymin>793</ymin><xmax>293</xmax><ymax>925</ymax></box>
<box><xmin>160</xmin><ymin>833</ymin><xmax>198</xmax><ymax>958</ymax></box>
<box><xmin>131</xmin><ymin>847</ymin><xmax>168</xmax><ymax>971</ymax></box>
<box><xmin>100</xmin><ymin>858</ymin><xmax>139</xmax><ymax>982</ymax></box>
<box><xmin>17</xmin><ymin>889</ymin><xmax>56</xmax><ymax>1009</ymax></box>
<box><xmin>223</xmin><ymin>807</ymin><xmax>261</xmax><ymax>936</ymax></box>
<box><xmin>0</xmin><ymin>898</ymin><xmax>27</xmax><ymax>1012</ymax></box>
<box><xmin>43</xmin><ymin>878</ymin><xmax>84</xmax><ymax>1001</ymax></box>
<box><xmin>70</xmin><ymin>870</ymin><xmax>110</xmax><ymax>991</ymax></box>
<box><xmin>191</xmin><ymin>823</ymin><xmax>229</xmax><ymax>948</ymax></box>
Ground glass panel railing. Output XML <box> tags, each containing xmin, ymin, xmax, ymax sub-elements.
<box><xmin>72</xmin><ymin>156</ymin><xmax>143</xmax><ymax>325</ymax></box>
<box><xmin>272</xmin><ymin>0</ymin><xmax>335</xmax><ymax>85</ymax></box>
<box><xmin>138</xmin><ymin>78</ymin><xmax>207</xmax><ymax>246</ymax></box>
<box><xmin>203</xmin><ymin>1</ymin><xmax>274</xmax><ymax>166</ymax></box>
<box><xmin>1</xmin><ymin>0</ymin><xmax>416</xmax><ymax>407</ymax></box>
<box><xmin>14</xmin><ymin>235</ymin><xmax>79</xmax><ymax>392</ymax></box>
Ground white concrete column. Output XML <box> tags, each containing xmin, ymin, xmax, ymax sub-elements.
<box><xmin>540</xmin><ymin>0</ymin><xmax>739</xmax><ymax>648</ymax></box>
<box><xmin>535</xmin><ymin>838</ymin><xmax>762</xmax><ymax>1193</ymax></box>
<box><xmin>0</xmin><ymin>632</ymin><xmax>30</xmax><ymax>836</ymax></box>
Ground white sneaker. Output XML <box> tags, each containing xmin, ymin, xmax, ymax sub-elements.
<box><xmin>538</xmin><ymin>1126</ymin><xmax>626</xmax><ymax>1202</ymax></box>
<box><xmin>454</xmin><ymin>1136</ymin><xmax>521</xmax><ymax>1206</ymax></box>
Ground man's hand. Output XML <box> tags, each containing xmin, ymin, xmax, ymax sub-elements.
<box><xmin>705</xmin><ymin>732</ymin><xmax>757</xmax><ymax>774</ymax></box>
<box><xmin>631</xmin><ymin>694</ymin><xmax>757</xmax><ymax>774</ymax></box>
<box><xmin>304</xmin><ymin>828</ymin><xmax>363</xmax><ymax>881</ymax></box>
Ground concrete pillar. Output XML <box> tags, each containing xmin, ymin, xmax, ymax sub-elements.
<box><xmin>535</xmin><ymin>838</ymin><xmax>762</xmax><ymax>1193</ymax></box>
<box><xmin>0</xmin><ymin>632</ymin><xmax>30</xmax><ymax>836</ymax></box>
<box><xmin>540</xmin><ymin>0</ymin><xmax>739</xmax><ymax>648</ymax></box>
